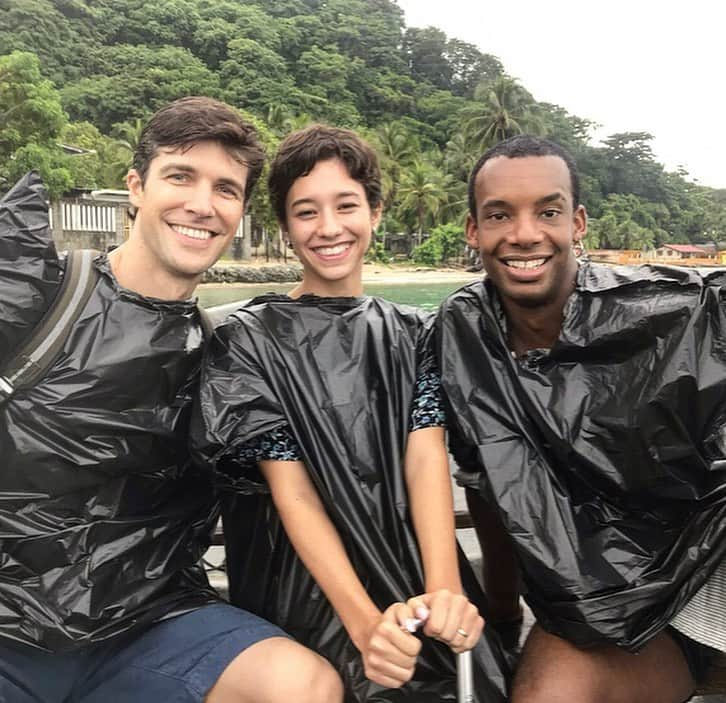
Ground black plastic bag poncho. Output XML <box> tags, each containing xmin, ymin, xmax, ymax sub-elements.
<box><xmin>438</xmin><ymin>262</ymin><xmax>726</xmax><ymax>651</ymax></box>
<box><xmin>0</xmin><ymin>172</ymin><xmax>62</xmax><ymax>369</ymax></box>
<box><xmin>193</xmin><ymin>293</ymin><xmax>511</xmax><ymax>702</ymax></box>
<box><xmin>0</xmin><ymin>173</ymin><xmax>219</xmax><ymax>651</ymax></box>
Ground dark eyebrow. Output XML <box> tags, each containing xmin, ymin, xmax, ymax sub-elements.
<box><xmin>217</xmin><ymin>177</ymin><xmax>246</xmax><ymax>196</ymax></box>
<box><xmin>290</xmin><ymin>191</ymin><xmax>362</xmax><ymax>208</ymax></box>
<box><xmin>481</xmin><ymin>198</ymin><xmax>511</xmax><ymax>210</ymax></box>
<box><xmin>290</xmin><ymin>197</ymin><xmax>316</xmax><ymax>209</ymax></box>
<box><xmin>159</xmin><ymin>164</ymin><xmax>245</xmax><ymax>195</ymax></box>
<box><xmin>535</xmin><ymin>192</ymin><xmax>566</xmax><ymax>206</ymax></box>
<box><xmin>158</xmin><ymin>163</ymin><xmax>196</xmax><ymax>175</ymax></box>
<box><xmin>480</xmin><ymin>192</ymin><xmax>566</xmax><ymax>214</ymax></box>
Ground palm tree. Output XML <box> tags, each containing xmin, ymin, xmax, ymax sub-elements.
<box><xmin>397</xmin><ymin>160</ymin><xmax>447</xmax><ymax>249</ymax></box>
<box><xmin>102</xmin><ymin>118</ymin><xmax>145</xmax><ymax>186</ymax></box>
<box><xmin>464</xmin><ymin>76</ymin><xmax>543</xmax><ymax>151</ymax></box>
<box><xmin>443</xmin><ymin>132</ymin><xmax>477</xmax><ymax>183</ymax></box>
<box><xmin>374</xmin><ymin>122</ymin><xmax>418</xmax><ymax>212</ymax></box>
<box><xmin>266</xmin><ymin>103</ymin><xmax>313</xmax><ymax>137</ymax></box>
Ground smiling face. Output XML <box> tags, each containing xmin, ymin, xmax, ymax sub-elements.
<box><xmin>121</xmin><ymin>140</ymin><xmax>248</xmax><ymax>299</ymax></box>
<box><xmin>466</xmin><ymin>154</ymin><xmax>586</xmax><ymax>313</ymax></box>
<box><xmin>284</xmin><ymin>158</ymin><xmax>381</xmax><ymax>298</ymax></box>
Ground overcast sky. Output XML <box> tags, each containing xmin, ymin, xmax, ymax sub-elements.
<box><xmin>396</xmin><ymin>0</ymin><xmax>725</xmax><ymax>189</ymax></box>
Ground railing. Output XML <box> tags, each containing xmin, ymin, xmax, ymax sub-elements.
<box><xmin>49</xmin><ymin>202</ymin><xmax>117</xmax><ymax>233</ymax></box>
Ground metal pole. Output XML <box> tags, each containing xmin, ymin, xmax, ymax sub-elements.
<box><xmin>457</xmin><ymin>650</ymin><xmax>474</xmax><ymax>703</ymax></box>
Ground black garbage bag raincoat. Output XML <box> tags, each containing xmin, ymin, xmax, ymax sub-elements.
<box><xmin>193</xmin><ymin>293</ymin><xmax>511</xmax><ymax>702</ymax></box>
<box><xmin>0</xmin><ymin>173</ymin><xmax>218</xmax><ymax>651</ymax></box>
<box><xmin>438</xmin><ymin>262</ymin><xmax>726</xmax><ymax>651</ymax></box>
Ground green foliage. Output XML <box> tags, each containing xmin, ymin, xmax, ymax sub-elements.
<box><xmin>365</xmin><ymin>236</ymin><xmax>389</xmax><ymax>264</ymax></box>
<box><xmin>464</xmin><ymin>76</ymin><xmax>543</xmax><ymax>150</ymax></box>
<box><xmin>62</xmin><ymin>45</ymin><xmax>220</xmax><ymax>132</ymax></box>
<box><xmin>6</xmin><ymin>142</ymin><xmax>73</xmax><ymax>197</ymax></box>
<box><xmin>0</xmin><ymin>51</ymin><xmax>71</xmax><ymax>197</ymax></box>
<box><xmin>411</xmin><ymin>223</ymin><xmax>465</xmax><ymax>266</ymax></box>
<box><xmin>0</xmin><ymin>0</ymin><xmax>722</xmax><ymax>251</ymax></box>
<box><xmin>0</xmin><ymin>51</ymin><xmax>66</xmax><ymax>156</ymax></box>
<box><xmin>586</xmin><ymin>193</ymin><xmax>665</xmax><ymax>250</ymax></box>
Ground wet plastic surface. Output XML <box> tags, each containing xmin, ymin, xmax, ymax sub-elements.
<box><xmin>0</xmin><ymin>173</ymin><xmax>218</xmax><ymax>651</ymax></box>
<box><xmin>439</xmin><ymin>264</ymin><xmax>726</xmax><ymax>651</ymax></box>
<box><xmin>0</xmin><ymin>172</ymin><xmax>62</xmax><ymax>369</ymax></box>
<box><xmin>194</xmin><ymin>294</ymin><xmax>511</xmax><ymax>701</ymax></box>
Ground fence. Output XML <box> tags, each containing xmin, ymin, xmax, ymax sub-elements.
<box><xmin>49</xmin><ymin>200</ymin><xmax>126</xmax><ymax>252</ymax></box>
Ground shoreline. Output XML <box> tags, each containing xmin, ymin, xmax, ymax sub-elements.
<box><xmin>201</xmin><ymin>262</ymin><xmax>482</xmax><ymax>288</ymax></box>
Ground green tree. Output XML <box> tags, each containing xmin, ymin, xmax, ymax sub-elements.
<box><xmin>444</xmin><ymin>39</ymin><xmax>503</xmax><ymax>98</ymax></box>
<box><xmin>294</xmin><ymin>45</ymin><xmax>362</xmax><ymax>126</ymax></box>
<box><xmin>373</xmin><ymin>121</ymin><xmax>418</xmax><ymax>212</ymax></box>
<box><xmin>403</xmin><ymin>26</ymin><xmax>452</xmax><ymax>91</ymax></box>
<box><xmin>397</xmin><ymin>160</ymin><xmax>448</xmax><ymax>247</ymax></box>
<box><xmin>601</xmin><ymin>132</ymin><xmax>667</xmax><ymax>202</ymax></box>
<box><xmin>0</xmin><ymin>51</ymin><xmax>71</xmax><ymax>196</ymax></box>
<box><xmin>464</xmin><ymin>76</ymin><xmax>543</xmax><ymax>150</ymax></box>
<box><xmin>588</xmin><ymin>193</ymin><xmax>664</xmax><ymax>249</ymax></box>
<box><xmin>411</xmin><ymin>222</ymin><xmax>465</xmax><ymax>266</ymax></box>
<box><xmin>0</xmin><ymin>0</ymin><xmax>99</xmax><ymax>84</ymax></box>
<box><xmin>61</xmin><ymin>45</ymin><xmax>220</xmax><ymax>132</ymax></box>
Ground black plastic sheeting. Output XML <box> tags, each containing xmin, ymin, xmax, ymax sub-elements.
<box><xmin>0</xmin><ymin>173</ymin><xmax>218</xmax><ymax>651</ymax></box>
<box><xmin>193</xmin><ymin>294</ymin><xmax>511</xmax><ymax>702</ymax></box>
<box><xmin>0</xmin><ymin>172</ymin><xmax>62</xmax><ymax>369</ymax></box>
<box><xmin>438</xmin><ymin>263</ymin><xmax>726</xmax><ymax>651</ymax></box>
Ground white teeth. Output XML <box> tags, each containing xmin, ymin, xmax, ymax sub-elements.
<box><xmin>316</xmin><ymin>243</ymin><xmax>351</xmax><ymax>256</ymax></box>
<box><xmin>506</xmin><ymin>258</ymin><xmax>546</xmax><ymax>269</ymax></box>
<box><xmin>172</xmin><ymin>225</ymin><xmax>212</xmax><ymax>240</ymax></box>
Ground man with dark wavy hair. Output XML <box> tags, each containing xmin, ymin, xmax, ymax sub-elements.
<box><xmin>0</xmin><ymin>97</ymin><xmax>341</xmax><ymax>703</ymax></box>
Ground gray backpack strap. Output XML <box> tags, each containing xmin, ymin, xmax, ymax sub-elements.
<box><xmin>0</xmin><ymin>249</ymin><xmax>99</xmax><ymax>403</ymax></box>
<box><xmin>197</xmin><ymin>307</ymin><xmax>215</xmax><ymax>341</ymax></box>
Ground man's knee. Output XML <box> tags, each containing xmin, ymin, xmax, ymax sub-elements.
<box><xmin>512</xmin><ymin>674</ymin><xmax>604</xmax><ymax>703</ymax></box>
<box><xmin>270</xmin><ymin>650</ymin><xmax>342</xmax><ymax>703</ymax></box>
<box><xmin>511</xmin><ymin>625</ymin><xmax>694</xmax><ymax>703</ymax></box>
<box><xmin>207</xmin><ymin>636</ymin><xmax>342</xmax><ymax>703</ymax></box>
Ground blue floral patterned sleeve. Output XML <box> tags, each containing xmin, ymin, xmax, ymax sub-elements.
<box><xmin>236</xmin><ymin>424</ymin><xmax>303</xmax><ymax>464</ymax></box>
<box><xmin>409</xmin><ymin>370</ymin><xmax>446</xmax><ymax>431</ymax></box>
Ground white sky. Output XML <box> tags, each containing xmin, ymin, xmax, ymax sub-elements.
<box><xmin>396</xmin><ymin>0</ymin><xmax>726</xmax><ymax>189</ymax></box>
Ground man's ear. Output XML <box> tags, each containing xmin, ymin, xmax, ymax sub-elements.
<box><xmin>465</xmin><ymin>213</ymin><xmax>480</xmax><ymax>249</ymax></box>
<box><xmin>126</xmin><ymin>170</ymin><xmax>144</xmax><ymax>209</ymax></box>
<box><xmin>573</xmin><ymin>204</ymin><xmax>587</xmax><ymax>241</ymax></box>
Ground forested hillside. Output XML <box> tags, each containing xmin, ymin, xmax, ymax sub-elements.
<box><xmin>2</xmin><ymin>0</ymin><xmax>724</xmax><ymax>255</ymax></box>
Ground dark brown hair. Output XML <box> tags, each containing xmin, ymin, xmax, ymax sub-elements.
<box><xmin>268</xmin><ymin>124</ymin><xmax>381</xmax><ymax>224</ymax></box>
<box><xmin>133</xmin><ymin>96</ymin><xmax>264</xmax><ymax>204</ymax></box>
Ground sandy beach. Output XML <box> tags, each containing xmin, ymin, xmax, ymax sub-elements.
<box><xmin>360</xmin><ymin>262</ymin><xmax>481</xmax><ymax>284</ymax></box>
<box><xmin>201</xmin><ymin>260</ymin><xmax>482</xmax><ymax>289</ymax></box>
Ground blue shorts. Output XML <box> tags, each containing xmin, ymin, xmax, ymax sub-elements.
<box><xmin>0</xmin><ymin>603</ymin><xmax>288</xmax><ymax>702</ymax></box>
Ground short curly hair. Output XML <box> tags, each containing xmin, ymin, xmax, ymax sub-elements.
<box><xmin>268</xmin><ymin>124</ymin><xmax>381</xmax><ymax>224</ymax></box>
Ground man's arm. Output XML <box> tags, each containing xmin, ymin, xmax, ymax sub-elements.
<box><xmin>465</xmin><ymin>487</ymin><xmax>523</xmax><ymax>624</ymax></box>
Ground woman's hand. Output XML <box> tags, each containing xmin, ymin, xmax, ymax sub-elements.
<box><xmin>357</xmin><ymin>602</ymin><xmax>423</xmax><ymax>688</ymax></box>
<box><xmin>407</xmin><ymin>589</ymin><xmax>484</xmax><ymax>653</ymax></box>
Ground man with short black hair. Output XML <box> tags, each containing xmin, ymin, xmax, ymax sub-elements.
<box><xmin>0</xmin><ymin>96</ymin><xmax>342</xmax><ymax>703</ymax></box>
<box><xmin>438</xmin><ymin>134</ymin><xmax>725</xmax><ymax>703</ymax></box>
